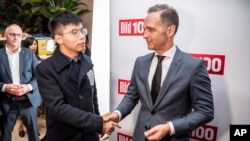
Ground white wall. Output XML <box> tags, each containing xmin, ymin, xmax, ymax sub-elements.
<box><xmin>91</xmin><ymin>0</ymin><xmax>110</xmax><ymax>115</ymax></box>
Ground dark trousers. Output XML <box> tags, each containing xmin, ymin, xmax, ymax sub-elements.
<box><xmin>1</xmin><ymin>99</ymin><xmax>40</xmax><ymax>141</ymax></box>
<box><xmin>0</xmin><ymin>113</ymin><xmax>3</xmax><ymax>141</ymax></box>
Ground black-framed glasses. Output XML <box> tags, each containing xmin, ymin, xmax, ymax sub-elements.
<box><xmin>62</xmin><ymin>28</ymin><xmax>87</xmax><ymax>37</ymax></box>
<box><xmin>7</xmin><ymin>33</ymin><xmax>22</xmax><ymax>38</ymax></box>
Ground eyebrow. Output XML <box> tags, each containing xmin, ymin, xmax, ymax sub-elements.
<box><xmin>71</xmin><ymin>27</ymin><xmax>84</xmax><ymax>30</ymax></box>
<box><xmin>63</xmin><ymin>27</ymin><xmax>83</xmax><ymax>33</ymax></box>
<box><xmin>144</xmin><ymin>26</ymin><xmax>155</xmax><ymax>31</ymax></box>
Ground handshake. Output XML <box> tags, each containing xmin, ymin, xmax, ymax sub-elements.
<box><xmin>100</xmin><ymin>112</ymin><xmax>121</xmax><ymax>137</ymax></box>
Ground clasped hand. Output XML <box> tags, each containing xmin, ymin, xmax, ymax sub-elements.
<box><xmin>100</xmin><ymin>112</ymin><xmax>120</xmax><ymax>138</ymax></box>
<box><xmin>5</xmin><ymin>84</ymin><xmax>29</xmax><ymax>96</ymax></box>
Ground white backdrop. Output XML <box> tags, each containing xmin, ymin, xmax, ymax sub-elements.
<box><xmin>92</xmin><ymin>0</ymin><xmax>110</xmax><ymax>115</ymax></box>
<box><xmin>107</xmin><ymin>0</ymin><xmax>250</xmax><ymax>141</ymax></box>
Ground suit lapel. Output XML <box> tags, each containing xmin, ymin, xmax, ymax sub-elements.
<box><xmin>143</xmin><ymin>54</ymin><xmax>154</xmax><ymax>92</ymax></box>
<box><xmin>0</xmin><ymin>49</ymin><xmax>12</xmax><ymax>81</ymax></box>
<box><xmin>153</xmin><ymin>48</ymin><xmax>183</xmax><ymax>108</ymax></box>
<box><xmin>139</xmin><ymin>53</ymin><xmax>155</xmax><ymax>107</ymax></box>
<box><xmin>19</xmin><ymin>48</ymin><xmax>25</xmax><ymax>82</ymax></box>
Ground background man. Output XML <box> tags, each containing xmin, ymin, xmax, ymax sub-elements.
<box><xmin>0</xmin><ymin>24</ymin><xmax>41</xmax><ymax>141</ymax></box>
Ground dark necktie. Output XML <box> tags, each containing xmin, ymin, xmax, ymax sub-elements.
<box><xmin>151</xmin><ymin>55</ymin><xmax>165</xmax><ymax>105</ymax></box>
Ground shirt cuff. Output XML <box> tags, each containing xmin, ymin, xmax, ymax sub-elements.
<box><xmin>113</xmin><ymin>110</ymin><xmax>122</xmax><ymax>121</ymax></box>
<box><xmin>27</xmin><ymin>84</ymin><xmax>33</xmax><ymax>91</ymax></box>
<box><xmin>168</xmin><ymin>122</ymin><xmax>175</xmax><ymax>135</ymax></box>
<box><xmin>1</xmin><ymin>84</ymin><xmax>6</xmax><ymax>92</ymax></box>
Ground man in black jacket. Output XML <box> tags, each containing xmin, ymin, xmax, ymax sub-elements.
<box><xmin>36</xmin><ymin>12</ymin><xmax>120</xmax><ymax>141</ymax></box>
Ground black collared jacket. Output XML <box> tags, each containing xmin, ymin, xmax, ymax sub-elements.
<box><xmin>36</xmin><ymin>47</ymin><xmax>102</xmax><ymax>141</ymax></box>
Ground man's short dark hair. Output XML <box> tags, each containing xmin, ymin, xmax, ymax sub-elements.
<box><xmin>148</xmin><ymin>4</ymin><xmax>179</xmax><ymax>35</ymax></box>
<box><xmin>48</xmin><ymin>11</ymin><xmax>83</xmax><ymax>36</ymax></box>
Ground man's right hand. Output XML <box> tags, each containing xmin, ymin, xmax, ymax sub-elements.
<box><xmin>5</xmin><ymin>84</ymin><xmax>21</xmax><ymax>96</ymax></box>
<box><xmin>100</xmin><ymin>112</ymin><xmax>121</xmax><ymax>138</ymax></box>
<box><xmin>109</xmin><ymin>112</ymin><xmax>120</xmax><ymax>123</ymax></box>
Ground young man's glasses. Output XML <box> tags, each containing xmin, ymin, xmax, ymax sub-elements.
<box><xmin>62</xmin><ymin>28</ymin><xmax>87</xmax><ymax>37</ymax></box>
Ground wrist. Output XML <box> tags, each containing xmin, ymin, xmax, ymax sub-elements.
<box><xmin>164</xmin><ymin>123</ymin><xmax>171</xmax><ymax>135</ymax></box>
<box><xmin>111</xmin><ymin>112</ymin><xmax>119</xmax><ymax>122</ymax></box>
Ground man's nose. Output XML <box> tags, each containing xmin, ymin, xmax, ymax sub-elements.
<box><xmin>143</xmin><ymin>31</ymin><xmax>148</xmax><ymax>39</ymax></box>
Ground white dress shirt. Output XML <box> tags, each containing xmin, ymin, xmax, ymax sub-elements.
<box><xmin>148</xmin><ymin>45</ymin><xmax>176</xmax><ymax>89</ymax></box>
<box><xmin>6</xmin><ymin>46</ymin><xmax>21</xmax><ymax>85</ymax></box>
<box><xmin>1</xmin><ymin>46</ymin><xmax>33</xmax><ymax>92</ymax></box>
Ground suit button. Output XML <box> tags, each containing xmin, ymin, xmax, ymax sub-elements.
<box><xmin>78</xmin><ymin>94</ymin><xmax>83</xmax><ymax>99</ymax></box>
<box><xmin>151</xmin><ymin>111</ymin><xmax>155</xmax><ymax>115</ymax></box>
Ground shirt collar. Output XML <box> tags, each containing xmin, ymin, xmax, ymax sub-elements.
<box><xmin>155</xmin><ymin>45</ymin><xmax>176</xmax><ymax>58</ymax></box>
<box><xmin>5</xmin><ymin>46</ymin><xmax>21</xmax><ymax>55</ymax></box>
<box><xmin>63</xmin><ymin>52</ymin><xmax>82</xmax><ymax>63</ymax></box>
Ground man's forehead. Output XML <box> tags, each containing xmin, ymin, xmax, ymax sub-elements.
<box><xmin>144</xmin><ymin>18</ymin><xmax>161</xmax><ymax>28</ymax></box>
<box><xmin>6</xmin><ymin>25</ymin><xmax>22</xmax><ymax>33</ymax></box>
<box><xmin>61</xmin><ymin>23</ymin><xmax>83</xmax><ymax>29</ymax></box>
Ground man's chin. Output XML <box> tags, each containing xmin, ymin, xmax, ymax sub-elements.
<box><xmin>77</xmin><ymin>47</ymin><xmax>85</xmax><ymax>52</ymax></box>
<box><xmin>77</xmin><ymin>45</ymin><xmax>84</xmax><ymax>50</ymax></box>
<box><xmin>147</xmin><ymin>46</ymin><xmax>154</xmax><ymax>50</ymax></box>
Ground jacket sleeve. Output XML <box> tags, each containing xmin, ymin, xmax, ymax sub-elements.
<box><xmin>172</xmin><ymin>60</ymin><xmax>214</xmax><ymax>135</ymax></box>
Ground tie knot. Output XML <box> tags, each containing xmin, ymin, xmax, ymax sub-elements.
<box><xmin>156</xmin><ymin>55</ymin><xmax>165</xmax><ymax>64</ymax></box>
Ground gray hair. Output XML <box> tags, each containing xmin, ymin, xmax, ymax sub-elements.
<box><xmin>148</xmin><ymin>4</ymin><xmax>179</xmax><ymax>34</ymax></box>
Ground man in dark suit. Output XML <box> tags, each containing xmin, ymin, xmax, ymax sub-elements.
<box><xmin>0</xmin><ymin>24</ymin><xmax>42</xmax><ymax>141</ymax></box>
<box><xmin>35</xmin><ymin>11</ymin><xmax>120</xmax><ymax>141</ymax></box>
<box><xmin>108</xmin><ymin>4</ymin><xmax>214</xmax><ymax>141</ymax></box>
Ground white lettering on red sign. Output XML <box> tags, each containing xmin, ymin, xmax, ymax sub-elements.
<box><xmin>117</xmin><ymin>132</ymin><xmax>133</xmax><ymax>141</ymax></box>
<box><xmin>190</xmin><ymin>124</ymin><xmax>218</xmax><ymax>141</ymax></box>
<box><xmin>118</xmin><ymin>79</ymin><xmax>130</xmax><ymax>95</ymax></box>
<box><xmin>119</xmin><ymin>19</ymin><xmax>144</xmax><ymax>36</ymax></box>
<box><xmin>190</xmin><ymin>54</ymin><xmax>225</xmax><ymax>75</ymax></box>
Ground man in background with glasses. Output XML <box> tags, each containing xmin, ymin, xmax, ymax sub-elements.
<box><xmin>35</xmin><ymin>11</ymin><xmax>120</xmax><ymax>141</ymax></box>
<box><xmin>0</xmin><ymin>24</ymin><xmax>42</xmax><ymax>141</ymax></box>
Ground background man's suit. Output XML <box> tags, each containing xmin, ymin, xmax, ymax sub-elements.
<box><xmin>0</xmin><ymin>47</ymin><xmax>42</xmax><ymax>141</ymax></box>
<box><xmin>116</xmin><ymin>47</ymin><xmax>214</xmax><ymax>141</ymax></box>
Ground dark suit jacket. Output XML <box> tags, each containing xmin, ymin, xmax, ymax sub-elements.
<box><xmin>116</xmin><ymin>47</ymin><xmax>214</xmax><ymax>141</ymax></box>
<box><xmin>35</xmin><ymin>47</ymin><xmax>102</xmax><ymax>141</ymax></box>
<box><xmin>0</xmin><ymin>47</ymin><xmax>42</xmax><ymax>114</ymax></box>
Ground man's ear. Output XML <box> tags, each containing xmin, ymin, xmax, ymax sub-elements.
<box><xmin>167</xmin><ymin>25</ymin><xmax>176</xmax><ymax>37</ymax></box>
<box><xmin>54</xmin><ymin>34</ymin><xmax>63</xmax><ymax>45</ymax></box>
